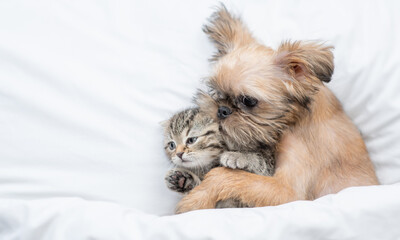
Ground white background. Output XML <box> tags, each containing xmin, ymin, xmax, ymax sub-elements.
<box><xmin>0</xmin><ymin>1</ymin><xmax>400</xmax><ymax>239</ymax></box>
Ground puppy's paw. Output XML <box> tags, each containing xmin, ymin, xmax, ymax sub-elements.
<box><xmin>220</xmin><ymin>152</ymin><xmax>249</xmax><ymax>170</ymax></box>
<box><xmin>165</xmin><ymin>169</ymin><xmax>195</xmax><ymax>193</ymax></box>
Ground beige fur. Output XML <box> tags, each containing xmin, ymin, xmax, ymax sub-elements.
<box><xmin>176</xmin><ymin>5</ymin><xmax>378</xmax><ymax>213</ymax></box>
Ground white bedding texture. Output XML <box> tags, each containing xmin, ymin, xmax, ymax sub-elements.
<box><xmin>0</xmin><ymin>0</ymin><xmax>400</xmax><ymax>239</ymax></box>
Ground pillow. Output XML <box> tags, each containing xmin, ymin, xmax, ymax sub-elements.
<box><xmin>0</xmin><ymin>0</ymin><xmax>399</xmax><ymax>216</ymax></box>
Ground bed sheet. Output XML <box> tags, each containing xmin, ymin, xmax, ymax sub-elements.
<box><xmin>1</xmin><ymin>183</ymin><xmax>400</xmax><ymax>240</ymax></box>
<box><xmin>0</xmin><ymin>0</ymin><xmax>400</xmax><ymax>239</ymax></box>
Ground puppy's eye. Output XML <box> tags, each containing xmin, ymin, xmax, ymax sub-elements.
<box><xmin>186</xmin><ymin>137</ymin><xmax>198</xmax><ymax>145</ymax></box>
<box><xmin>239</xmin><ymin>95</ymin><xmax>258</xmax><ymax>107</ymax></box>
<box><xmin>168</xmin><ymin>141</ymin><xmax>176</xmax><ymax>150</ymax></box>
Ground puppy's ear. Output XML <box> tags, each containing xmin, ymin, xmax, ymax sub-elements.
<box><xmin>203</xmin><ymin>4</ymin><xmax>256</xmax><ymax>60</ymax></box>
<box><xmin>275</xmin><ymin>41</ymin><xmax>334</xmax><ymax>83</ymax></box>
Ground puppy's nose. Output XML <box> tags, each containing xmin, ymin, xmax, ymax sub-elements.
<box><xmin>218</xmin><ymin>106</ymin><xmax>232</xmax><ymax>119</ymax></box>
<box><xmin>176</xmin><ymin>152</ymin><xmax>184</xmax><ymax>159</ymax></box>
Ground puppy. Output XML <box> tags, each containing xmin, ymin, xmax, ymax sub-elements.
<box><xmin>176</xmin><ymin>5</ymin><xmax>379</xmax><ymax>213</ymax></box>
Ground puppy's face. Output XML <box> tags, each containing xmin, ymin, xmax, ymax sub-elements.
<box><xmin>197</xmin><ymin>5</ymin><xmax>334</xmax><ymax>150</ymax></box>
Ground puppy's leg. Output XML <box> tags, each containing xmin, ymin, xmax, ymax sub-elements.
<box><xmin>165</xmin><ymin>168</ymin><xmax>201</xmax><ymax>193</ymax></box>
<box><xmin>220</xmin><ymin>151</ymin><xmax>274</xmax><ymax>176</ymax></box>
<box><xmin>176</xmin><ymin>167</ymin><xmax>296</xmax><ymax>213</ymax></box>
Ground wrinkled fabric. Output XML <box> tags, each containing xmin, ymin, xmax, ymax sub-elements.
<box><xmin>1</xmin><ymin>184</ymin><xmax>400</xmax><ymax>240</ymax></box>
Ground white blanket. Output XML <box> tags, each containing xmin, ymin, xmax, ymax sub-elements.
<box><xmin>1</xmin><ymin>184</ymin><xmax>400</xmax><ymax>239</ymax></box>
<box><xmin>1</xmin><ymin>0</ymin><xmax>399</xmax><ymax>239</ymax></box>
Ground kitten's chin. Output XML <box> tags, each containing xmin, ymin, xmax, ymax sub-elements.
<box><xmin>172</xmin><ymin>157</ymin><xmax>196</xmax><ymax>168</ymax></box>
<box><xmin>172</xmin><ymin>158</ymin><xmax>188</xmax><ymax>166</ymax></box>
<box><xmin>174</xmin><ymin>156</ymin><xmax>215</xmax><ymax>170</ymax></box>
<box><xmin>181</xmin><ymin>160</ymin><xmax>205</xmax><ymax>169</ymax></box>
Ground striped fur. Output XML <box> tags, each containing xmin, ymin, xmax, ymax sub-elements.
<box><xmin>163</xmin><ymin>107</ymin><xmax>224</xmax><ymax>177</ymax></box>
<box><xmin>163</xmin><ymin>107</ymin><xmax>275</xmax><ymax>208</ymax></box>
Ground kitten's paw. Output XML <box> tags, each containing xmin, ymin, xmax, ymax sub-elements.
<box><xmin>165</xmin><ymin>169</ymin><xmax>195</xmax><ymax>193</ymax></box>
<box><xmin>220</xmin><ymin>152</ymin><xmax>249</xmax><ymax>170</ymax></box>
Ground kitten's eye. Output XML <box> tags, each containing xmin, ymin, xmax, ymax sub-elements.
<box><xmin>239</xmin><ymin>95</ymin><xmax>258</xmax><ymax>107</ymax></box>
<box><xmin>186</xmin><ymin>137</ymin><xmax>198</xmax><ymax>145</ymax></box>
<box><xmin>168</xmin><ymin>142</ymin><xmax>176</xmax><ymax>150</ymax></box>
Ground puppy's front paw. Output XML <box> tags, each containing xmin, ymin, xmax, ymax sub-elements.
<box><xmin>165</xmin><ymin>170</ymin><xmax>195</xmax><ymax>193</ymax></box>
<box><xmin>220</xmin><ymin>152</ymin><xmax>249</xmax><ymax>170</ymax></box>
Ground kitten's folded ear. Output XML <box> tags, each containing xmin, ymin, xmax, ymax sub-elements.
<box><xmin>203</xmin><ymin>4</ymin><xmax>256</xmax><ymax>60</ymax></box>
<box><xmin>159</xmin><ymin>119</ymin><xmax>170</xmax><ymax>129</ymax></box>
<box><xmin>274</xmin><ymin>41</ymin><xmax>334</xmax><ymax>83</ymax></box>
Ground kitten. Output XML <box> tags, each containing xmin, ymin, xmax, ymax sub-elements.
<box><xmin>163</xmin><ymin>107</ymin><xmax>275</xmax><ymax>208</ymax></box>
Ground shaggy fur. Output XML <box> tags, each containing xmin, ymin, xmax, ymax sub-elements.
<box><xmin>176</xmin><ymin>5</ymin><xmax>378</xmax><ymax>213</ymax></box>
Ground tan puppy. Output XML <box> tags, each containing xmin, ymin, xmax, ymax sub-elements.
<box><xmin>176</xmin><ymin>6</ymin><xmax>378</xmax><ymax>213</ymax></box>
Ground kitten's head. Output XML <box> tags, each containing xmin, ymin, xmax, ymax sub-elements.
<box><xmin>162</xmin><ymin>108</ymin><xmax>224</xmax><ymax>169</ymax></box>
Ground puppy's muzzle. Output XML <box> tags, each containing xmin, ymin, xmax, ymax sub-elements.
<box><xmin>218</xmin><ymin>106</ymin><xmax>232</xmax><ymax>119</ymax></box>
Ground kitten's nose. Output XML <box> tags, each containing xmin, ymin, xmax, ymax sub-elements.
<box><xmin>176</xmin><ymin>152</ymin><xmax>184</xmax><ymax>159</ymax></box>
<box><xmin>218</xmin><ymin>106</ymin><xmax>232</xmax><ymax>119</ymax></box>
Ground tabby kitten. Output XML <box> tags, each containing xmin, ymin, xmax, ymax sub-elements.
<box><xmin>163</xmin><ymin>107</ymin><xmax>275</xmax><ymax>208</ymax></box>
